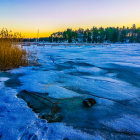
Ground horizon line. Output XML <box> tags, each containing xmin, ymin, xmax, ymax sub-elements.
<box><xmin>2</xmin><ymin>24</ymin><xmax>139</xmax><ymax>38</ymax></box>
<box><xmin>24</xmin><ymin>24</ymin><xmax>140</xmax><ymax>38</ymax></box>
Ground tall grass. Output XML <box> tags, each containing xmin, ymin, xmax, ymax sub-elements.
<box><xmin>0</xmin><ymin>29</ymin><xmax>29</xmax><ymax>71</ymax></box>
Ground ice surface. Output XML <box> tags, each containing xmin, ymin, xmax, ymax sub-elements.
<box><xmin>0</xmin><ymin>43</ymin><xmax>140</xmax><ymax>139</ymax></box>
<box><xmin>0</xmin><ymin>74</ymin><xmax>101</xmax><ymax>140</ymax></box>
<box><xmin>0</xmin><ymin>77</ymin><xmax>9</xmax><ymax>82</ymax></box>
<box><xmin>101</xmin><ymin>114</ymin><xmax>140</xmax><ymax>134</ymax></box>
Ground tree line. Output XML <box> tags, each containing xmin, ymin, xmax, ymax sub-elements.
<box><xmin>48</xmin><ymin>24</ymin><xmax>140</xmax><ymax>43</ymax></box>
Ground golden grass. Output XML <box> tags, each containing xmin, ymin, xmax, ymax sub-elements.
<box><xmin>0</xmin><ymin>29</ymin><xmax>29</xmax><ymax>71</ymax></box>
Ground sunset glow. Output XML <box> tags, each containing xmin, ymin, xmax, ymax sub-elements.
<box><xmin>0</xmin><ymin>0</ymin><xmax>140</xmax><ymax>38</ymax></box>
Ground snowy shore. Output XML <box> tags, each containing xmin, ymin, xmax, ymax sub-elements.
<box><xmin>0</xmin><ymin>44</ymin><xmax>140</xmax><ymax>140</ymax></box>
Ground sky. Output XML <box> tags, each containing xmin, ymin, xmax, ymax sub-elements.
<box><xmin>0</xmin><ymin>0</ymin><xmax>140</xmax><ymax>38</ymax></box>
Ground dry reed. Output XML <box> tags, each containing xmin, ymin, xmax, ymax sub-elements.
<box><xmin>0</xmin><ymin>29</ymin><xmax>30</xmax><ymax>71</ymax></box>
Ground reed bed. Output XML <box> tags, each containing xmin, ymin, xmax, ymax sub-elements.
<box><xmin>0</xmin><ymin>29</ymin><xmax>30</xmax><ymax>71</ymax></box>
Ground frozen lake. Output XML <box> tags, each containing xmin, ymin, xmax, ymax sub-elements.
<box><xmin>0</xmin><ymin>44</ymin><xmax>140</xmax><ymax>140</ymax></box>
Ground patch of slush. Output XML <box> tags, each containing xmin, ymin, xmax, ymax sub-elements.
<box><xmin>0</xmin><ymin>76</ymin><xmax>101</xmax><ymax>140</ymax></box>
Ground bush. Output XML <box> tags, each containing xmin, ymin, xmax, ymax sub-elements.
<box><xmin>0</xmin><ymin>29</ymin><xmax>29</xmax><ymax>71</ymax></box>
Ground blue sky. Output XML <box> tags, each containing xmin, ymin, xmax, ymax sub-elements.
<box><xmin>0</xmin><ymin>0</ymin><xmax>140</xmax><ymax>37</ymax></box>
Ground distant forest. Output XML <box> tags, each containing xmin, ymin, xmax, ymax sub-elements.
<box><xmin>24</xmin><ymin>24</ymin><xmax>140</xmax><ymax>43</ymax></box>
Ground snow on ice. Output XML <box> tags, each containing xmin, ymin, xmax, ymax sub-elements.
<box><xmin>0</xmin><ymin>43</ymin><xmax>140</xmax><ymax>140</ymax></box>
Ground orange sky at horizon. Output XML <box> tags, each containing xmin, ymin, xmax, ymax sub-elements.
<box><xmin>17</xmin><ymin>23</ymin><xmax>140</xmax><ymax>38</ymax></box>
<box><xmin>0</xmin><ymin>0</ymin><xmax>140</xmax><ymax>38</ymax></box>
